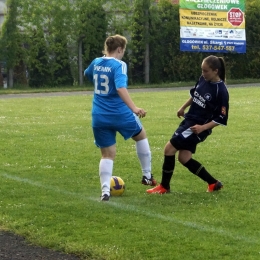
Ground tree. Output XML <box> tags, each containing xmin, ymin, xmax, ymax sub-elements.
<box><xmin>0</xmin><ymin>0</ymin><xmax>24</xmax><ymax>88</ymax></box>
<box><xmin>77</xmin><ymin>0</ymin><xmax>107</xmax><ymax>85</ymax></box>
<box><xmin>243</xmin><ymin>0</ymin><xmax>260</xmax><ymax>78</ymax></box>
<box><xmin>28</xmin><ymin>29</ymin><xmax>51</xmax><ymax>87</ymax></box>
<box><xmin>18</xmin><ymin>0</ymin><xmax>76</xmax><ymax>87</ymax></box>
<box><xmin>51</xmin><ymin>35</ymin><xmax>74</xmax><ymax>86</ymax></box>
<box><xmin>130</xmin><ymin>0</ymin><xmax>152</xmax><ymax>84</ymax></box>
<box><xmin>48</xmin><ymin>3</ymin><xmax>74</xmax><ymax>86</ymax></box>
<box><xmin>3</xmin><ymin>0</ymin><xmax>259</xmax><ymax>87</ymax></box>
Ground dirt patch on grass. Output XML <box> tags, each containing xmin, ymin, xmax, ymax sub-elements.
<box><xmin>0</xmin><ymin>230</ymin><xmax>81</xmax><ymax>260</ymax></box>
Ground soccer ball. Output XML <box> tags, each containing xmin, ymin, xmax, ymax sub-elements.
<box><xmin>110</xmin><ymin>176</ymin><xmax>125</xmax><ymax>196</ymax></box>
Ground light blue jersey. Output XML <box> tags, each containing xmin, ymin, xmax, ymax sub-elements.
<box><xmin>84</xmin><ymin>57</ymin><xmax>142</xmax><ymax>148</ymax></box>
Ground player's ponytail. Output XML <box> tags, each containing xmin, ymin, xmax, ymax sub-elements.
<box><xmin>218</xmin><ymin>57</ymin><xmax>226</xmax><ymax>83</ymax></box>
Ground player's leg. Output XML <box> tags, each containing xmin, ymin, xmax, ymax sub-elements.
<box><xmin>99</xmin><ymin>145</ymin><xmax>116</xmax><ymax>201</ymax></box>
<box><xmin>178</xmin><ymin>150</ymin><xmax>223</xmax><ymax>192</ymax></box>
<box><xmin>93</xmin><ymin>127</ymin><xmax>116</xmax><ymax>201</ymax></box>
<box><xmin>132</xmin><ymin>128</ymin><xmax>156</xmax><ymax>186</ymax></box>
<box><xmin>118</xmin><ymin>113</ymin><xmax>155</xmax><ymax>186</ymax></box>
<box><xmin>147</xmin><ymin>120</ymin><xmax>193</xmax><ymax>194</ymax></box>
<box><xmin>147</xmin><ymin>141</ymin><xmax>177</xmax><ymax>194</ymax></box>
<box><xmin>161</xmin><ymin>141</ymin><xmax>178</xmax><ymax>190</ymax></box>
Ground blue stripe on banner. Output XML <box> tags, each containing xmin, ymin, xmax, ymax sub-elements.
<box><xmin>180</xmin><ymin>38</ymin><xmax>246</xmax><ymax>53</ymax></box>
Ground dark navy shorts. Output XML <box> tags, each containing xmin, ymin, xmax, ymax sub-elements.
<box><xmin>170</xmin><ymin>119</ymin><xmax>212</xmax><ymax>153</ymax></box>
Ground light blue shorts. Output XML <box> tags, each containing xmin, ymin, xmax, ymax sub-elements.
<box><xmin>92</xmin><ymin>113</ymin><xmax>142</xmax><ymax>148</ymax></box>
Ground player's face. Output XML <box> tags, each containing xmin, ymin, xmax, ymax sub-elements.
<box><xmin>201</xmin><ymin>61</ymin><xmax>219</xmax><ymax>82</ymax></box>
<box><xmin>118</xmin><ymin>47</ymin><xmax>126</xmax><ymax>60</ymax></box>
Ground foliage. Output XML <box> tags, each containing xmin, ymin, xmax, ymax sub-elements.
<box><xmin>243</xmin><ymin>1</ymin><xmax>260</xmax><ymax>78</ymax></box>
<box><xmin>222</xmin><ymin>1</ymin><xmax>260</xmax><ymax>80</ymax></box>
<box><xmin>0</xmin><ymin>0</ymin><xmax>19</xmax><ymax>68</ymax></box>
<box><xmin>150</xmin><ymin>1</ymin><xmax>177</xmax><ymax>82</ymax></box>
<box><xmin>28</xmin><ymin>29</ymin><xmax>51</xmax><ymax>87</ymax></box>
<box><xmin>79</xmin><ymin>0</ymin><xmax>107</xmax><ymax>67</ymax></box>
<box><xmin>47</xmin><ymin>3</ymin><xmax>74</xmax><ymax>86</ymax></box>
<box><xmin>101</xmin><ymin>0</ymin><xmax>133</xmax><ymax>34</ymax></box>
<box><xmin>130</xmin><ymin>0</ymin><xmax>152</xmax><ymax>83</ymax></box>
<box><xmin>0</xmin><ymin>0</ymin><xmax>26</xmax><ymax>84</ymax></box>
<box><xmin>1</xmin><ymin>0</ymin><xmax>260</xmax><ymax>87</ymax></box>
<box><xmin>18</xmin><ymin>0</ymin><xmax>76</xmax><ymax>87</ymax></box>
<box><xmin>51</xmin><ymin>35</ymin><xmax>74</xmax><ymax>86</ymax></box>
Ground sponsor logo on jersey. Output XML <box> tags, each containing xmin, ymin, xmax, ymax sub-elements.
<box><xmin>221</xmin><ymin>106</ymin><xmax>226</xmax><ymax>115</ymax></box>
<box><xmin>94</xmin><ymin>65</ymin><xmax>112</xmax><ymax>73</ymax></box>
<box><xmin>193</xmin><ymin>91</ymin><xmax>206</xmax><ymax>108</ymax></box>
<box><xmin>193</xmin><ymin>97</ymin><xmax>206</xmax><ymax>108</ymax></box>
<box><xmin>194</xmin><ymin>91</ymin><xmax>205</xmax><ymax>103</ymax></box>
<box><xmin>204</xmin><ymin>93</ymin><xmax>212</xmax><ymax>101</ymax></box>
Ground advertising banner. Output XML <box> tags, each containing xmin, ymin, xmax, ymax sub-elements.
<box><xmin>179</xmin><ymin>0</ymin><xmax>246</xmax><ymax>53</ymax></box>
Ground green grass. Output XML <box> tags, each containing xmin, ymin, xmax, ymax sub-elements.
<box><xmin>0</xmin><ymin>87</ymin><xmax>260</xmax><ymax>259</ymax></box>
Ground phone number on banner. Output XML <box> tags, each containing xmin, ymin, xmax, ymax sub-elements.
<box><xmin>202</xmin><ymin>45</ymin><xmax>235</xmax><ymax>51</ymax></box>
<box><xmin>180</xmin><ymin>39</ymin><xmax>246</xmax><ymax>53</ymax></box>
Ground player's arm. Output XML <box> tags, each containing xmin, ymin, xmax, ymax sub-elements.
<box><xmin>212</xmin><ymin>85</ymin><xmax>229</xmax><ymax>126</ymax></box>
<box><xmin>178</xmin><ymin>79</ymin><xmax>201</xmax><ymax>118</ymax></box>
<box><xmin>190</xmin><ymin>121</ymin><xmax>218</xmax><ymax>134</ymax></box>
<box><xmin>191</xmin><ymin>86</ymin><xmax>229</xmax><ymax>134</ymax></box>
<box><xmin>117</xmin><ymin>87</ymin><xmax>146</xmax><ymax>118</ymax></box>
<box><xmin>177</xmin><ymin>97</ymin><xmax>193</xmax><ymax>118</ymax></box>
<box><xmin>84</xmin><ymin>61</ymin><xmax>95</xmax><ymax>81</ymax></box>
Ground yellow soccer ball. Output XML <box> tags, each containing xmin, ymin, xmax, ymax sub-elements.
<box><xmin>110</xmin><ymin>176</ymin><xmax>125</xmax><ymax>196</ymax></box>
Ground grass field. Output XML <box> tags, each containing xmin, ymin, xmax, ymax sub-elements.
<box><xmin>0</xmin><ymin>86</ymin><xmax>260</xmax><ymax>260</ymax></box>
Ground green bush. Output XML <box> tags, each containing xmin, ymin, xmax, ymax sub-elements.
<box><xmin>1</xmin><ymin>0</ymin><xmax>260</xmax><ymax>87</ymax></box>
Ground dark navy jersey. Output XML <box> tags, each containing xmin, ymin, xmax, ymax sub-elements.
<box><xmin>185</xmin><ymin>76</ymin><xmax>229</xmax><ymax>126</ymax></box>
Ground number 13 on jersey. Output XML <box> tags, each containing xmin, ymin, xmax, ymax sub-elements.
<box><xmin>94</xmin><ymin>74</ymin><xmax>109</xmax><ymax>94</ymax></box>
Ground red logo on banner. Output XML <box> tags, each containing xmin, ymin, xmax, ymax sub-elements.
<box><xmin>228</xmin><ymin>8</ymin><xmax>244</xmax><ymax>26</ymax></box>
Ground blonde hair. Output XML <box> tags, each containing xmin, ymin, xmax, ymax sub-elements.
<box><xmin>103</xmin><ymin>34</ymin><xmax>127</xmax><ymax>55</ymax></box>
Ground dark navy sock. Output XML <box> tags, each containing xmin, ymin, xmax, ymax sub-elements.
<box><xmin>183</xmin><ymin>158</ymin><xmax>217</xmax><ymax>184</ymax></box>
<box><xmin>161</xmin><ymin>155</ymin><xmax>175</xmax><ymax>189</ymax></box>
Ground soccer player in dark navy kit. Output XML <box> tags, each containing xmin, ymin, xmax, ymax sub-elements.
<box><xmin>147</xmin><ymin>55</ymin><xmax>229</xmax><ymax>194</ymax></box>
<box><xmin>84</xmin><ymin>34</ymin><xmax>156</xmax><ymax>201</ymax></box>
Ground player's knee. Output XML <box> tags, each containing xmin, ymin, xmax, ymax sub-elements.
<box><xmin>164</xmin><ymin>141</ymin><xmax>176</xmax><ymax>156</ymax></box>
<box><xmin>132</xmin><ymin>128</ymin><xmax>146</xmax><ymax>141</ymax></box>
<box><xmin>178</xmin><ymin>151</ymin><xmax>192</xmax><ymax>165</ymax></box>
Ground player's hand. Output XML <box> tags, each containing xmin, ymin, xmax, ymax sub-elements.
<box><xmin>134</xmin><ymin>108</ymin><xmax>147</xmax><ymax>118</ymax></box>
<box><xmin>190</xmin><ymin>124</ymin><xmax>204</xmax><ymax>134</ymax></box>
<box><xmin>177</xmin><ymin>108</ymin><xmax>185</xmax><ymax>118</ymax></box>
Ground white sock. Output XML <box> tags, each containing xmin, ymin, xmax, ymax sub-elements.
<box><xmin>136</xmin><ymin>138</ymin><xmax>151</xmax><ymax>179</ymax></box>
<box><xmin>99</xmin><ymin>159</ymin><xmax>113</xmax><ymax>196</ymax></box>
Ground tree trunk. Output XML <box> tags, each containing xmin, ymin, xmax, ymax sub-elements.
<box><xmin>144</xmin><ymin>7</ymin><xmax>149</xmax><ymax>84</ymax></box>
<box><xmin>8</xmin><ymin>68</ymin><xmax>14</xmax><ymax>88</ymax></box>
<box><xmin>78</xmin><ymin>39</ymin><xmax>83</xmax><ymax>86</ymax></box>
<box><xmin>144</xmin><ymin>43</ymin><xmax>149</xmax><ymax>84</ymax></box>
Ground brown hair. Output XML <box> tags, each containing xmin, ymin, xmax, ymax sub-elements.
<box><xmin>103</xmin><ymin>34</ymin><xmax>127</xmax><ymax>55</ymax></box>
<box><xmin>203</xmin><ymin>55</ymin><xmax>226</xmax><ymax>82</ymax></box>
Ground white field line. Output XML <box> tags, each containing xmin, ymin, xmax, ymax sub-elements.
<box><xmin>1</xmin><ymin>172</ymin><xmax>259</xmax><ymax>245</ymax></box>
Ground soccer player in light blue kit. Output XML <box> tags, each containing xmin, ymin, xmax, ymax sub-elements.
<box><xmin>84</xmin><ymin>34</ymin><xmax>156</xmax><ymax>201</ymax></box>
